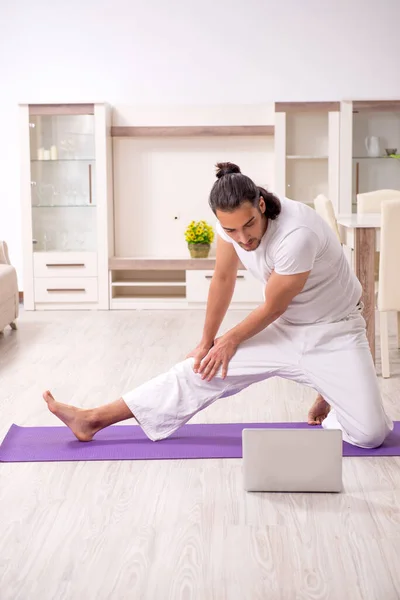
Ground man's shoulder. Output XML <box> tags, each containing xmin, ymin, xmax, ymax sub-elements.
<box><xmin>275</xmin><ymin>199</ymin><xmax>322</xmax><ymax>235</ymax></box>
<box><xmin>267</xmin><ymin>201</ymin><xmax>321</xmax><ymax>257</ymax></box>
<box><xmin>269</xmin><ymin>199</ymin><xmax>308</xmax><ymax>235</ymax></box>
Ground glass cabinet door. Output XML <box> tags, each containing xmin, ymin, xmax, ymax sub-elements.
<box><xmin>29</xmin><ymin>111</ymin><xmax>96</xmax><ymax>252</ymax></box>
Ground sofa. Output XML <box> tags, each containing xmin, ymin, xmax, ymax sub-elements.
<box><xmin>0</xmin><ymin>241</ymin><xmax>18</xmax><ymax>333</ymax></box>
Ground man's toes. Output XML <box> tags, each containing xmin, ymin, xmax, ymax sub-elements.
<box><xmin>43</xmin><ymin>390</ymin><xmax>55</xmax><ymax>404</ymax></box>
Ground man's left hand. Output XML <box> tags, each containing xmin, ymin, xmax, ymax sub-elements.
<box><xmin>197</xmin><ymin>335</ymin><xmax>238</xmax><ymax>381</ymax></box>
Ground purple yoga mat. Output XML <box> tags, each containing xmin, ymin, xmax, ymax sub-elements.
<box><xmin>0</xmin><ymin>422</ymin><xmax>399</xmax><ymax>462</ymax></box>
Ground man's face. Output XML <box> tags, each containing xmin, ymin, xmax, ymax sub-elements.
<box><xmin>216</xmin><ymin>199</ymin><xmax>267</xmax><ymax>251</ymax></box>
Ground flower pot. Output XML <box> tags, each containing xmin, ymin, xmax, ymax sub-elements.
<box><xmin>188</xmin><ymin>243</ymin><xmax>210</xmax><ymax>258</ymax></box>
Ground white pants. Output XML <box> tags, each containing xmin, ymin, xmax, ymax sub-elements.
<box><xmin>122</xmin><ymin>306</ymin><xmax>393</xmax><ymax>448</ymax></box>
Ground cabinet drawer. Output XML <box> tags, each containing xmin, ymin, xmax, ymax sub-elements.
<box><xmin>34</xmin><ymin>252</ymin><xmax>98</xmax><ymax>278</ymax></box>
<box><xmin>186</xmin><ymin>270</ymin><xmax>264</xmax><ymax>303</ymax></box>
<box><xmin>34</xmin><ymin>277</ymin><xmax>98</xmax><ymax>303</ymax></box>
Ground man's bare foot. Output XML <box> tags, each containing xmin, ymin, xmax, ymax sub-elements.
<box><xmin>43</xmin><ymin>390</ymin><xmax>97</xmax><ymax>442</ymax></box>
<box><xmin>308</xmin><ymin>394</ymin><xmax>331</xmax><ymax>426</ymax></box>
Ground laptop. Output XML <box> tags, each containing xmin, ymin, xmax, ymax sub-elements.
<box><xmin>242</xmin><ymin>428</ymin><xmax>342</xmax><ymax>493</ymax></box>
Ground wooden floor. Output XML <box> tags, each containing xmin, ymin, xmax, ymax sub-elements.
<box><xmin>1</xmin><ymin>308</ymin><xmax>400</xmax><ymax>600</ymax></box>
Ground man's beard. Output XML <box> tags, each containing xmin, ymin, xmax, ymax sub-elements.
<box><xmin>239</xmin><ymin>238</ymin><xmax>262</xmax><ymax>251</ymax></box>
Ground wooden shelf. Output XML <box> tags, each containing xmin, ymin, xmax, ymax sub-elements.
<box><xmin>29</xmin><ymin>104</ymin><xmax>95</xmax><ymax>116</ymax></box>
<box><xmin>109</xmin><ymin>257</ymin><xmax>217</xmax><ymax>270</ymax></box>
<box><xmin>275</xmin><ymin>102</ymin><xmax>340</xmax><ymax>113</ymax></box>
<box><xmin>286</xmin><ymin>155</ymin><xmax>328</xmax><ymax>160</ymax></box>
<box><xmin>352</xmin><ymin>100</ymin><xmax>400</xmax><ymax>113</ymax></box>
<box><xmin>111</xmin><ymin>280</ymin><xmax>186</xmax><ymax>287</ymax></box>
<box><xmin>111</xmin><ymin>125</ymin><xmax>274</xmax><ymax>137</ymax></box>
<box><xmin>352</xmin><ymin>156</ymin><xmax>393</xmax><ymax>160</ymax></box>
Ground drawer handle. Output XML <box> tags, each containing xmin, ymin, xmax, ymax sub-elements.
<box><xmin>204</xmin><ymin>275</ymin><xmax>245</xmax><ymax>279</ymax></box>
<box><xmin>46</xmin><ymin>288</ymin><xmax>86</xmax><ymax>293</ymax></box>
<box><xmin>45</xmin><ymin>263</ymin><xmax>85</xmax><ymax>268</ymax></box>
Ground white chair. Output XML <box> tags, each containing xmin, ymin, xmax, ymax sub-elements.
<box><xmin>377</xmin><ymin>199</ymin><xmax>400</xmax><ymax>378</ymax></box>
<box><xmin>357</xmin><ymin>190</ymin><xmax>400</xmax><ymax>377</ymax></box>
<box><xmin>357</xmin><ymin>189</ymin><xmax>400</xmax><ymax>214</ymax></box>
<box><xmin>313</xmin><ymin>194</ymin><xmax>341</xmax><ymax>242</ymax></box>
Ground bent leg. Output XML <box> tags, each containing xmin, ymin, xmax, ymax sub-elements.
<box><xmin>302</xmin><ymin>313</ymin><xmax>393</xmax><ymax>448</ymax></box>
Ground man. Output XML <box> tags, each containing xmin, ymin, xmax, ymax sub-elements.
<box><xmin>44</xmin><ymin>162</ymin><xmax>393</xmax><ymax>448</ymax></box>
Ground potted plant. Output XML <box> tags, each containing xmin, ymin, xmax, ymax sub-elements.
<box><xmin>184</xmin><ymin>220</ymin><xmax>214</xmax><ymax>258</ymax></box>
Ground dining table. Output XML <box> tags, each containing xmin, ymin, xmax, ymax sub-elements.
<box><xmin>336</xmin><ymin>213</ymin><xmax>381</xmax><ymax>364</ymax></box>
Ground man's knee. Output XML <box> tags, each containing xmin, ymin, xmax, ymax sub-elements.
<box><xmin>352</xmin><ymin>426</ymin><xmax>387</xmax><ymax>449</ymax></box>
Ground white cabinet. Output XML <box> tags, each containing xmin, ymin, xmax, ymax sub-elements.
<box><xmin>339</xmin><ymin>100</ymin><xmax>400</xmax><ymax>213</ymax></box>
<box><xmin>108</xmin><ymin>259</ymin><xmax>264</xmax><ymax>309</ymax></box>
<box><xmin>108</xmin><ymin>103</ymin><xmax>275</xmax><ymax>310</ymax></box>
<box><xmin>33</xmin><ymin>252</ymin><xmax>98</xmax><ymax>278</ymax></box>
<box><xmin>186</xmin><ymin>270</ymin><xmax>264</xmax><ymax>306</ymax></box>
<box><xmin>275</xmin><ymin>102</ymin><xmax>340</xmax><ymax>212</ymax></box>
<box><xmin>34</xmin><ymin>277</ymin><xmax>98</xmax><ymax>304</ymax></box>
<box><xmin>19</xmin><ymin>103</ymin><xmax>113</xmax><ymax>310</ymax></box>
<box><xmin>23</xmin><ymin>100</ymin><xmax>391</xmax><ymax>311</ymax></box>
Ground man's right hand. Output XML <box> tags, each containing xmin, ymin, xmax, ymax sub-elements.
<box><xmin>186</xmin><ymin>342</ymin><xmax>213</xmax><ymax>373</ymax></box>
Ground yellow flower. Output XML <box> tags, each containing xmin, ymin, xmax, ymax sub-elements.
<box><xmin>185</xmin><ymin>220</ymin><xmax>214</xmax><ymax>244</ymax></box>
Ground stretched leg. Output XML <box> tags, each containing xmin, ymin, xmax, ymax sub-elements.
<box><xmin>302</xmin><ymin>310</ymin><xmax>393</xmax><ymax>448</ymax></box>
<box><xmin>43</xmin><ymin>391</ymin><xmax>133</xmax><ymax>441</ymax></box>
<box><xmin>44</xmin><ymin>319</ymin><xmax>305</xmax><ymax>442</ymax></box>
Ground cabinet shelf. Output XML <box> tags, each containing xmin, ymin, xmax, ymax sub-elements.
<box><xmin>111</xmin><ymin>125</ymin><xmax>274</xmax><ymax>137</ymax></box>
<box><xmin>32</xmin><ymin>249</ymin><xmax>95</xmax><ymax>253</ymax></box>
<box><xmin>286</xmin><ymin>155</ymin><xmax>328</xmax><ymax>160</ymax></box>
<box><xmin>111</xmin><ymin>280</ymin><xmax>186</xmax><ymax>287</ymax></box>
<box><xmin>31</xmin><ymin>158</ymin><xmax>95</xmax><ymax>163</ymax></box>
<box><xmin>108</xmin><ymin>257</ymin><xmax>217</xmax><ymax>270</ymax></box>
<box><xmin>352</xmin><ymin>156</ymin><xmax>395</xmax><ymax>160</ymax></box>
<box><xmin>32</xmin><ymin>204</ymin><xmax>96</xmax><ymax>208</ymax></box>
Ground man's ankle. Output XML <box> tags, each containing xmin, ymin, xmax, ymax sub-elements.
<box><xmin>86</xmin><ymin>408</ymin><xmax>101</xmax><ymax>429</ymax></box>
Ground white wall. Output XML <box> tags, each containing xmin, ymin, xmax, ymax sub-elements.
<box><xmin>1</xmin><ymin>0</ymin><xmax>400</xmax><ymax>287</ymax></box>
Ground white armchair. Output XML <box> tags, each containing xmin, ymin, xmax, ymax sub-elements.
<box><xmin>0</xmin><ymin>241</ymin><xmax>18</xmax><ymax>333</ymax></box>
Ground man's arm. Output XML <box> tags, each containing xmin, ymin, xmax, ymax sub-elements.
<box><xmin>199</xmin><ymin>235</ymin><xmax>240</xmax><ymax>346</ymax></box>
<box><xmin>198</xmin><ymin>227</ymin><xmax>319</xmax><ymax>380</ymax></box>
<box><xmin>187</xmin><ymin>234</ymin><xmax>239</xmax><ymax>369</ymax></box>
<box><xmin>198</xmin><ymin>270</ymin><xmax>310</xmax><ymax>380</ymax></box>
<box><xmin>225</xmin><ymin>270</ymin><xmax>310</xmax><ymax>346</ymax></box>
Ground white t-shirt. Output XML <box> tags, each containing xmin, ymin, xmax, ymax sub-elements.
<box><xmin>216</xmin><ymin>197</ymin><xmax>362</xmax><ymax>324</ymax></box>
